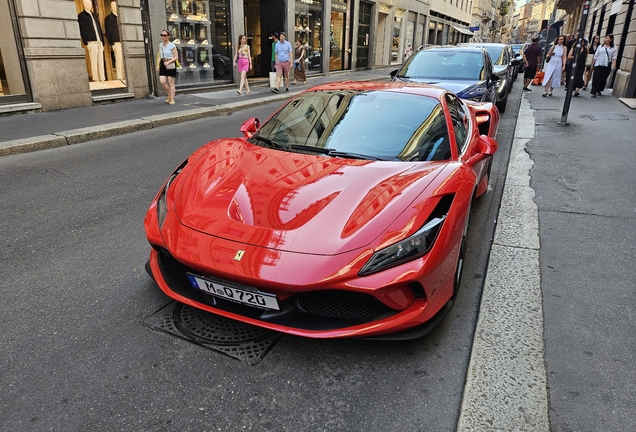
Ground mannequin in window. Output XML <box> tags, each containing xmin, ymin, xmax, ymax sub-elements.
<box><xmin>105</xmin><ymin>1</ymin><xmax>125</xmax><ymax>80</ymax></box>
<box><xmin>78</xmin><ymin>0</ymin><xmax>106</xmax><ymax>81</ymax></box>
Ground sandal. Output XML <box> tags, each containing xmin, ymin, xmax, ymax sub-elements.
<box><xmin>542</xmin><ymin>92</ymin><xmax>547</xmax><ymax>97</ymax></box>
<box><xmin>237</xmin><ymin>90</ymin><xmax>242</xmax><ymax>95</ymax></box>
<box><xmin>574</xmin><ymin>92</ymin><xmax>580</xmax><ymax>97</ymax></box>
<box><xmin>591</xmin><ymin>94</ymin><xmax>596</xmax><ymax>98</ymax></box>
<box><xmin>246</xmin><ymin>90</ymin><xmax>250</xmax><ymax>94</ymax></box>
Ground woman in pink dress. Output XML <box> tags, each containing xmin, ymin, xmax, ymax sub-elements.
<box><xmin>233</xmin><ymin>35</ymin><xmax>252</xmax><ymax>95</ymax></box>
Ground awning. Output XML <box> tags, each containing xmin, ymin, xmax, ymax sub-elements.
<box><xmin>451</xmin><ymin>25</ymin><xmax>474</xmax><ymax>36</ymax></box>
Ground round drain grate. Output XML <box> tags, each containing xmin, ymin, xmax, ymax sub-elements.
<box><xmin>172</xmin><ymin>303</ymin><xmax>273</xmax><ymax>346</ymax></box>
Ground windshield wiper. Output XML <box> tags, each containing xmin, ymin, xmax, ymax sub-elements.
<box><xmin>288</xmin><ymin>145</ymin><xmax>390</xmax><ymax>161</ymax></box>
<box><xmin>249</xmin><ymin>135</ymin><xmax>289</xmax><ymax>150</ymax></box>
<box><xmin>324</xmin><ymin>149</ymin><xmax>392</xmax><ymax>161</ymax></box>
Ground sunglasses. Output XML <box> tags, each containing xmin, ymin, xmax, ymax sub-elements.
<box><xmin>161</xmin><ymin>34</ymin><xmax>169</xmax><ymax>37</ymax></box>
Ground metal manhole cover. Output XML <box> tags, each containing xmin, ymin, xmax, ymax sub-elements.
<box><xmin>141</xmin><ymin>302</ymin><xmax>282</xmax><ymax>365</ymax></box>
<box><xmin>588</xmin><ymin>113</ymin><xmax>629</xmax><ymax>121</ymax></box>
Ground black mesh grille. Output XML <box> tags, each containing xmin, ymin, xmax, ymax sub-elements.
<box><xmin>296</xmin><ymin>291</ymin><xmax>393</xmax><ymax>320</ymax></box>
<box><xmin>159</xmin><ymin>248</ymin><xmax>192</xmax><ymax>281</ymax></box>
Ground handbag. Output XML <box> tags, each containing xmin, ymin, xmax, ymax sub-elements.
<box><xmin>585</xmin><ymin>53</ymin><xmax>594</xmax><ymax>67</ymax></box>
<box><xmin>545</xmin><ymin>56</ymin><xmax>550</xmax><ymax>63</ymax></box>
<box><xmin>165</xmin><ymin>60</ymin><xmax>176</xmax><ymax>70</ymax></box>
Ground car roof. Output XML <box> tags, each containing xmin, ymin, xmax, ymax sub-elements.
<box><xmin>421</xmin><ymin>45</ymin><xmax>486</xmax><ymax>53</ymax></box>
<box><xmin>463</xmin><ymin>42</ymin><xmax>507</xmax><ymax>48</ymax></box>
<box><xmin>301</xmin><ymin>80</ymin><xmax>448</xmax><ymax>99</ymax></box>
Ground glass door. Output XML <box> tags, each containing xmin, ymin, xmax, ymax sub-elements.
<box><xmin>356</xmin><ymin>2</ymin><xmax>372</xmax><ymax>69</ymax></box>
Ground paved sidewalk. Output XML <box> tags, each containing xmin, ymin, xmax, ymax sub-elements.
<box><xmin>0</xmin><ymin>67</ymin><xmax>392</xmax><ymax>157</ymax></box>
<box><xmin>459</xmin><ymin>85</ymin><xmax>635</xmax><ymax>430</ymax></box>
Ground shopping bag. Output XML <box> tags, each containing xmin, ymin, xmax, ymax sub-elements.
<box><xmin>532</xmin><ymin>71</ymin><xmax>544</xmax><ymax>86</ymax></box>
<box><xmin>269</xmin><ymin>72</ymin><xmax>277</xmax><ymax>88</ymax></box>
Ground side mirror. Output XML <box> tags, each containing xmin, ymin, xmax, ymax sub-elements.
<box><xmin>511</xmin><ymin>58</ymin><xmax>521</xmax><ymax>66</ymax></box>
<box><xmin>240</xmin><ymin>118</ymin><xmax>260</xmax><ymax>138</ymax></box>
<box><xmin>477</xmin><ymin>135</ymin><xmax>498</xmax><ymax>156</ymax></box>
<box><xmin>468</xmin><ymin>135</ymin><xmax>498</xmax><ymax>165</ymax></box>
<box><xmin>390</xmin><ymin>69</ymin><xmax>398</xmax><ymax>78</ymax></box>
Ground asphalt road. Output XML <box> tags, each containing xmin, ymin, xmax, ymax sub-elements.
<box><xmin>0</xmin><ymin>88</ymin><xmax>521</xmax><ymax>431</ymax></box>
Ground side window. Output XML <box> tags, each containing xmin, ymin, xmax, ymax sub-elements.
<box><xmin>445</xmin><ymin>93</ymin><xmax>469</xmax><ymax>154</ymax></box>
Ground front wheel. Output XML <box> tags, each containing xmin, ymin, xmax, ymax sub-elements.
<box><xmin>496</xmin><ymin>94</ymin><xmax>508</xmax><ymax>113</ymax></box>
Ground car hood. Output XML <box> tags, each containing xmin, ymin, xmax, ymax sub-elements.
<box><xmin>175</xmin><ymin>139</ymin><xmax>445</xmax><ymax>255</ymax></box>
<box><xmin>397</xmin><ymin>77</ymin><xmax>484</xmax><ymax>95</ymax></box>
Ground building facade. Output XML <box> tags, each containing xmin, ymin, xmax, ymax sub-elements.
<box><xmin>1</xmin><ymin>0</ymin><xmax>479</xmax><ymax>114</ymax></box>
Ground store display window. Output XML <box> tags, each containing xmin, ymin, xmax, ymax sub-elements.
<box><xmin>295</xmin><ymin>0</ymin><xmax>322</xmax><ymax>74</ymax></box>
<box><xmin>164</xmin><ymin>0</ymin><xmax>231</xmax><ymax>87</ymax></box>
<box><xmin>391</xmin><ymin>14</ymin><xmax>402</xmax><ymax>64</ymax></box>
<box><xmin>74</xmin><ymin>0</ymin><xmax>127</xmax><ymax>91</ymax></box>
<box><xmin>415</xmin><ymin>18</ymin><xmax>424</xmax><ymax>48</ymax></box>
<box><xmin>0</xmin><ymin>0</ymin><xmax>30</xmax><ymax>104</ymax></box>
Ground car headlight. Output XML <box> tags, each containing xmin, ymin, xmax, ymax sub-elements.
<box><xmin>359</xmin><ymin>216</ymin><xmax>446</xmax><ymax>276</ymax></box>
<box><xmin>157</xmin><ymin>159</ymin><xmax>188</xmax><ymax>227</ymax></box>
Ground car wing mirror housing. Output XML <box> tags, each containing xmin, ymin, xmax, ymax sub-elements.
<box><xmin>511</xmin><ymin>58</ymin><xmax>521</xmax><ymax>66</ymax></box>
<box><xmin>390</xmin><ymin>69</ymin><xmax>398</xmax><ymax>78</ymax></box>
<box><xmin>240</xmin><ymin>117</ymin><xmax>260</xmax><ymax>138</ymax></box>
<box><xmin>468</xmin><ymin>135</ymin><xmax>498</xmax><ymax>165</ymax></box>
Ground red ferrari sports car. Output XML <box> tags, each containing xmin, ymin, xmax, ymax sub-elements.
<box><xmin>144</xmin><ymin>81</ymin><xmax>499</xmax><ymax>339</ymax></box>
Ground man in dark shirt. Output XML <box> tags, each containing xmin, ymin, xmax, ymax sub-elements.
<box><xmin>523</xmin><ymin>37</ymin><xmax>542</xmax><ymax>91</ymax></box>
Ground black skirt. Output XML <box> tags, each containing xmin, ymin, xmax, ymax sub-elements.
<box><xmin>159</xmin><ymin>62</ymin><xmax>177</xmax><ymax>78</ymax></box>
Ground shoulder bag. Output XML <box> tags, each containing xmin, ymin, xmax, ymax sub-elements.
<box><xmin>162</xmin><ymin>44</ymin><xmax>176</xmax><ymax>70</ymax></box>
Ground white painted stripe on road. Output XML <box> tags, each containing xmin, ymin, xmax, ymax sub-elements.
<box><xmin>457</xmin><ymin>96</ymin><xmax>549</xmax><ymax>431</ymax></box>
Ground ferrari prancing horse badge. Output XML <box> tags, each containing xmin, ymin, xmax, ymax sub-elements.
<box><xmin>234</xmin><ymin>250</ymin><xmax>245</xmax><ymax>261</ymax></box>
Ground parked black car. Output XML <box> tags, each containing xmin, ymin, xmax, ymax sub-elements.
<box><xmin>212</xmin><ymin>49</ymin><xmax>231</xmax><ymax>78</ymax></box>
<box><xmin>510</xmin><ymin>43</ymin><xmax>528</xmax><ymax>73</ymax></box>
<box><xmin>461</xmin><ymin>43</ymin><xmax>520</xmax><ymax>112</ymax></box>
<box><xmin>390</xmin><ymin>45</ymin><xmax>499</xmax><ymax>108</ymax></box>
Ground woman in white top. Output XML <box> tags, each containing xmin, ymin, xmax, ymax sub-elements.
<box><xmin>590</xmin><ymin>34</ymin><xmax>618</xmax><ymax>98</ymax></box>
<box><xmin>542</xmin><ymin>35</ymin><xmax>566</xmax><ymax>97</ymax></box>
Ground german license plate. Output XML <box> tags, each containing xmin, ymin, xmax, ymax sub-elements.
<box><xmin>187</xmin><ymin>274</ymin><xmax>279</xmax><ymax>311</ymax></box>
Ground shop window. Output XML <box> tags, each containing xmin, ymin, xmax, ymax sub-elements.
<box><xmin>165</xmin><ymin>0</ymin><xmax>231</xmax><ymax>87</ymax></box>
<box><xmin>0</xmin><ymin>0</ymin><xmax>30</xmax><ymax>103</ymax></box>
<box><xmin>392</xmin><ymin>14</ymin><xmax>402</xmax><ymax>64</ymax></box>
<box><xmin>415</xmin><ymin>17</ymin><xmax>424</xmax><ymax>49</ymax></box>
<box><xmin>74</xmin><ymin>0</ymin><xmax>126</xmax><ymax>91</ymax></box>
<box><xmin>296</xmin><ymin>0</ymin><xmax>322</xmax><ymax>74</ymax></box>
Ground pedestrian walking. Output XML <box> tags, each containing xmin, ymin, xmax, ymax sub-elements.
<box><xmin>583</xmin><ymin>35</ymin><xmax>600</xmax><ymax>91</ymax></box>
<box><xmin>567</xmin><ymin>38</ymin><xmax>588</xmax><ymax>97</ymax></box>
<box><xmin>292</xmin><ymin>39</ymin><xmax>306</xmax><ymax>85</ymax></box>
<box><xmin>590</xmin><ymin>34</ymin><xmax>618</xmax><ymax>98</ymax></box>
<box><xmin>233</xmin><ymin>34</ymin><xmax>252</xmax><ymax>95</ymax></box>
<box><xmin>272</xmin><ymin>32</ymin><xmax>292</xmax><ymax>93</ymax></box>
<box><xmin>404</xmin><ymin>43</ymin><xmax>413</xmax><ymax>59</ymax></box>
<box><xmin>156</xmin><ymin>29</ymin><xmax>177</xmax><ymax>105</ymax></box>
<box><xmin>270</xmin><ymin>32</ymin><xmax>279</xmax><ymax>73</ymax></box>
<box><xmin>542</xmin><ymin>35</ymin><xmax>566</xmax><ymax>97</ymax></box>
<box><xmin>523</xmin><ymin>37</ymin><xmax>542</xmax><ymax>91</ymax></box>
<box><xmin>564</xmin><ymin>32</ymin><xmax>578</xmax><ymax>87</ymax></box>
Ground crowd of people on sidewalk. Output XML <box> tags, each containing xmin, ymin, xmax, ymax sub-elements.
<box><xmin>522</xmin><ymin>32</ymin><xmax>618</xmax><ymax>99</ymax></box>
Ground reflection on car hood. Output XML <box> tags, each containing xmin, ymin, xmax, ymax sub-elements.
<box><xmin>175</xmin><ymin>139</ymin><xmax>445</xmax><ymax>255</ymax></box>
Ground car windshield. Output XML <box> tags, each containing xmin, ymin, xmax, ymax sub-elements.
<box><xmin>253</xmin><ymin>90</ymin><xmax>451</xmax><ymax>162</ymax></box>
<box><xmin>398</xmin><ymin>50</ymin><xmax>485</xmax><ymax>81</ymax></box>
<box><xmin>484</xmin><ymin>47</ymin><xmax>506</xmax><ymax>65</ymax></box>
<box><xmin>511</xmin><ymin>44</ymin><xmax>523</xmax><ymax>51</ymax></box>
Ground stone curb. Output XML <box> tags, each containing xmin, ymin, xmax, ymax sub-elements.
<box><xmin>457</xmin><ymin>94</ymin><xmax>549</xmax><ymax>431</ymax></box>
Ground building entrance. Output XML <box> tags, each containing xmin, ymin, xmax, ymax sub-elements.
<box><xmin>245</xmin><ymin>0</ymin><xmax>284</xmax><ymax>77</ymax></box>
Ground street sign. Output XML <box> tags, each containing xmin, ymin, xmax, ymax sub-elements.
<box><xmin>469</xmin><ymin>26</ymin><xmax>480</xmax><ymax>31</ymax></box>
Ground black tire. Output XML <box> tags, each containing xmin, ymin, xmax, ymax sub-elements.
<box><xmin>214</xmin><ymin>62</ymin><xmax>225</xmax><ymax>77</ymax></box>
<box><xmin>496</xmin><ymin>94</ymin><xmax>508</xmax><ymax>113</ymax></box>
<box><xmin>453</xmin><ymin>231</ymin><xmax>467</xmax><ymax>298</ymax></box>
